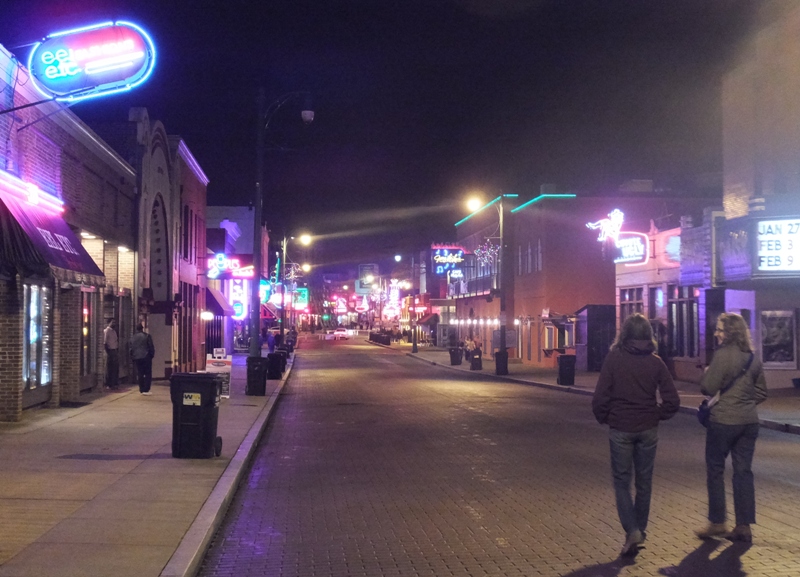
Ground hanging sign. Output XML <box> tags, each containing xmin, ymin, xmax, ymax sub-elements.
<box><xmin>28</xmin><ymin>21</ymin><xmax>156</xmax><ymax>102</ymax></box>
<box><xmin>207</xmin><ymin>253</ymin><xmax>254</xmax><ymax>279</ymax></box>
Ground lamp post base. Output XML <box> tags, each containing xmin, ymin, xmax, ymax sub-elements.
<box><xmin>495</xmin><ymin>349</ymin><xmax>509</xmax><ymax>375</ymax></box>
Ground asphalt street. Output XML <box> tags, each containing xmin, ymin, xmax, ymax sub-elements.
<box><xmin>197</xmin><ymin>337</ymin><xmax>800</xmax><ymax>577</ymax></box>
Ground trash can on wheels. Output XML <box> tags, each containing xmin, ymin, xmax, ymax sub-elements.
<box><xmin>470</xmin><ymin>348</ymin><xmax>483</xmax><ymax>370</ymax></box>
<box><xmin>273</xmin><ymin>349</ymin><xmax>288</xmax><ymax>372</ymax></box>
<box><xmin>267</xmin><ymin>352</ymin><xmax>284</xmax><ymax>379</ymax></box>
<box><xmin>245</xmin><ymin>356</ymin><xmax>269</xmax><ymax>396</ymax></box>
<box><xmin>169</xmin><ymin>373</ymin><xmax>223</xmax><ymax>459</ymax></box>
<box><xmin>557</xmin><ymin>354</ymin><xmax>576</xmax><ymax>386</ymax></box>
<box><xmin>449</xmin><ymin>348</ymin><xmax>462</xmax><ymax>366</ymax></box>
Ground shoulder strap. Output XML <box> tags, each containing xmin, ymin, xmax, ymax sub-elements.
<box><xmin>719</xmin><ymin>352</ymin><xmax>754</xmax><ymax>396</ymax></box>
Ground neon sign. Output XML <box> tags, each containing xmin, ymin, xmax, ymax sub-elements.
<box><xmin>29</xmin><ymin>21</ymin><xmax>156</xmax><ymax>102</ymax></box>
<box><xmin>586</xmin><ymin>209</ymin><xmax>649</xmax><ymax>266</ymax></box>
<box><xmin>433</xmin><ymin>247</ymin><xmax>465</xmax><ymax>275</ymax></box>
<box><xmin>229</xmin><ymin>279</ymin><xmax>248</xmax><ymax>321</ymax></box>
<box><xmin>207</xmin><ymin>253</ymin><xmax>254</xmax><ymax>279</ymax></box>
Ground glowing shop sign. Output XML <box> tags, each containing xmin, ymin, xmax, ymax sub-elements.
<box><xmin>433</xmin><ymin>248</ymin><xmax>465</xmax><ymax>275</ymax></box>
<box><xmin>29</xmin><ymin>21</ymin><xmax>156</xmax><ymax>102</ymax></box>
<box><xmin>229</xmin><ymin>279</ymin><xmax>248</xmax><ymax>320</ymax></box>
<box><xmin>587</xmin><ymin>209</ymin><xmax>649</xmax><ymax>266</ymax></box>
<box><xmin>355</xmin><ymin>296</ymin><xmax>370</xmax><ymax>313</ymax></box>
<box><xmin>207</xmin><ymin>253</ymin><xmax>255</xmax><ymax>279</ymax></box>
<box><xmin>757</xmin><ymin>218</ymin><xmax>800</xmax><ymax>272</ymax></box>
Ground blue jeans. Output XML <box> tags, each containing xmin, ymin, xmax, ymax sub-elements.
<box><xmin>705</xmin><ymin>422</ymin><xmax>759</xmax><ymax>525</ymax></box>
<box><xmin>609</xmin><ymin>427</ymin><xmax>659</xmax><ymax>536</ymax></box>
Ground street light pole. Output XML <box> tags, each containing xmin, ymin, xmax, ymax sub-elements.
<box><xmin>249</xmin><ymin>87</ymin><xmax>266</xmax><ymax>359</ymax></box>
<box><xmin>496</xmin><ymin>196</ymin><xmax>509</xmax><ymax>375</ymax></box>
<box><xmin>280</xmin><ymin>235</ymin><xmax>287</xmax><ymax>343</ymax></box>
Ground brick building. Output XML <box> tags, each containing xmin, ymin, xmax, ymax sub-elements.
<box><xmin>0</xmin><ymin>45</ymin><xmax>137</xmax><ymax>421</ymax></box>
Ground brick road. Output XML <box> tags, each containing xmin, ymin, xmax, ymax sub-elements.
<box><xmin>198</xmin><ymin>338</ymin><xmax>800</xmax><ymax>577</ymax></box>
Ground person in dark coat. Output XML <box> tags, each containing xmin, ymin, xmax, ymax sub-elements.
<box><xmin>592</xmin><ymin>313</ymin><xmax>680</xmax><ymax>556</ymax></box>
<box><xmin>129</xmin><ymin>324</ymin><xmax>154</xmax><ymax>395</ymax></box>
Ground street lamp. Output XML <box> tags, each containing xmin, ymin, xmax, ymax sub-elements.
<box><xmin>279</xmin><ymin>233</ymin><xmax>312</xmax><ymax>344</ymax></box>
<box><xmin>460</xmin><ymin>193</ymin><xmax>518</xmax><ymax>375</ymax></box>
<box><xmin>249</xmin><ymin>89</ymin><xmax>313</xmax><ymax>361</ymax></box>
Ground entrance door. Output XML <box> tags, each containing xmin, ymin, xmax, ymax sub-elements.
<box><xmin>22</xmin><ymin>283</ymin><xmax>53</xmax><ymax>409</ymax></box>
<box><xmin>79</xmin><ymin>290</ymin><xmax>97</xmax><ymax>391</ymax></box>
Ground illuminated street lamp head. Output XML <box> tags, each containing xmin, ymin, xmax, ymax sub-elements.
<box><xmin>394</xmin><ymin>254</ymin><xmax>402</xmax><ymax>262</ymax></box>
<box><xmin>466</xmin><ymin>197</ymin><xmax>483</xmax><ymax>213</ymax></box>
<box><xmin>299</xmin><ymin>234</ymin><xmax>312</xmax><ymax>246</ymax></box>
<box><xmin>366</xmin><ymin>274</ymin><xmax>374</xmax><ymax>283</ymax></box>
<box><xmin>301</xmin><ymin>263</ymin><xmax>311</xmax><ymax>272</ymax></box>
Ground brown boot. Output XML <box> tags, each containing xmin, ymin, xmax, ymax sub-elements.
<box><xmin>726</xmin><ymin>524</ymin><xmax>752</xmax><ymax>542</ymax></box>
<box><xmin>695</xmin><ymin>523</ymin><xmax>728</xmax><ymax>539</ymax></box>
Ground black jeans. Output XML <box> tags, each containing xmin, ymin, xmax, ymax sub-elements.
<box><xmin>705</xmin><ymin>422</ymin><xmax>759</xmax><ymax>525</ymax></box>
<box><xmin>134</xmin><ymin>357</ymin><xmax>153</xmax><ymax>393</ymax></box>
<box><xmin>105</xmin><ymin>350</ymin><xmax>119</xmax><ymax>388</ymax></box>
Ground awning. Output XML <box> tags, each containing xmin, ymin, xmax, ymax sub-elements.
<box><xmin>418</xmin><ymin>313</ymin><xmax>440</xmax><ymax>325</ymax></box>
<box><xmin>0</xmin><ymin>176</ymin><xmax>104</xmax><ymax>285</ymax></box>
<box><xmin>261</xmin><ymin>302</ymin><xmax>279</xmax><ymax>320</ymax></box>
<box><xmin>206</xmin><ymin>286</ymin><xmax>235</xmax><ymax>316</ymax></box>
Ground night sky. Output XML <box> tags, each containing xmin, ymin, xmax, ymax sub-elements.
<box><xmin>0</xmin><ymin>0</ymin><xmax>778</xmax><ymax>269</ymax></box>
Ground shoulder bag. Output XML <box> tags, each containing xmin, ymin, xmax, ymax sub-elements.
<box><xmin>697</xmin><ymin>352</ymin><xmax>754</xmax><ymax>427</ymax></box>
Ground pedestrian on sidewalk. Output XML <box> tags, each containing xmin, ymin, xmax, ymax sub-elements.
<box><xmin>129</xmin><ymin>324</ymin><xmax>155</xmax><ymax>395</ymax></box>
<box><xmin>592</xmin><ymin>313</ymin><xmax>680</xmax><ymax>556</ymax></box>
<box><xmin>695</xmin><ymin>312</ymin><xmax>767</xmax><ymax>543</ymax></box>
<box><xmin>104</xmin><ymin>319</ymin><xmax>119</xmax><ymax>390</ymax></box>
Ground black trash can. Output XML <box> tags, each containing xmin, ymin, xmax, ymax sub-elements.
<box><xmin>276</xmin><ymin>344</ymin><xmax>291</xmax><ymax>359</ymax></box>
<box><xmin>169</xmin><ymin>373</ymin><xmax>223</xmax><ymax>459</ymax></box>
<box><xmin>449</xmin><ymin>347</ymin><xmax>462</xmax><ymax>366</ymax></box>
<box><xmin>495</xmin><ymin>349</ymin><xmax>509</xmax><ymax>375</ymax></box>
<box><xmin>557</xmin><ymin>354</ymin><xmax>576</xmax><ymax>386</ymax></box>
<box><xmin>273</xmin><ymin>349</ymin><xmax>288</xmax><ymax>372</ymax></box>
<box><xmin>246</xmin><ymin>356</ymin><xmax>269</xmax><ymax>396</ymax></box>
<box><xmin>470</xmin><ymin>348</ymin><xmax>483</xmax><ymax>370</ymax></box>
<box><xmin>267</xmin><ymin>352</ymin><xmax>284</xmax><ymax>379</ymax></box>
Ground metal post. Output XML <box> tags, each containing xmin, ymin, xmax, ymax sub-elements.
<box><xmin>496</xmin><ymin>196</ymin><xmax>509</xmax><ymax>375</ymax></box>
<box><xmin>280</xmin><ymin>236</ymin><xmax>287</xmax><ymax>343</ymax></box>
<box><xmin>249</xmin><ymin>88</ymin><xmax>265</xmax><ymax>359</ymax></box>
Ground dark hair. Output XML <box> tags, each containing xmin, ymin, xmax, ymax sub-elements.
<box><xmin>136</xmin><ymin>324</ymin><xmax>144</xmax><ymax>332</ymax></box>
<box><xmin>611</xmin><ymin>313</ymin><xmax>657</xmax><ymax>351</ymax></box>
<box><xmin>717</xmin><ymin>312</ymin><xmax>753</xmax><ymax>352</ymax></box>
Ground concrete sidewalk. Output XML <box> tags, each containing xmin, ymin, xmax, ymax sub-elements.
<box><xmin>0</xmin><ymin>349</ymin><xmax>294</xmax><ymax>577</ymax></box>
<box><xmin>381</xmin><ymin>340</ymin><xmax>800</xmax><ymax>435</ymax></box>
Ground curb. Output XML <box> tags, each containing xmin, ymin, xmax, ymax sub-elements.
<box><xmin>400</xmin><ymin>349</ymin><xmax>800</xmax><ymax>437</ymax></box>
<box><xmin>159</xmin><ymin>355</ymin><xmax>296</xmax><ymax>577</ymax></box>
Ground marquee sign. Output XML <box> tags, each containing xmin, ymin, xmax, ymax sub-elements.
<box><xmin>586</xmin><ymin>209</ymin><xmax>649</xmax><ymax>266</ymax></box>
<box><xmin>207</xmin><ymin>253</ymin><xmax>254</xmax><ymax>280</ymax></box>
<box><xmin>757</xmin><ymin>218</ymin><xmax>800</xmax><ymax>272</ymax></box>
<box><xmin>229</xmin><ymin>279</ymin><xmax>248</xmax><ymax>321</ymax></box>
<box><xmin>28</xmin><ymin>21</ymin><xmax>156</xmax><ymax>102</ymax></box>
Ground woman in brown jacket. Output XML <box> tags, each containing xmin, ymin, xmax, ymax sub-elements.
<box><xmin>593</xmin><ymin>313</ymin><xmax>680</xmax><ymax>556</ymax></box>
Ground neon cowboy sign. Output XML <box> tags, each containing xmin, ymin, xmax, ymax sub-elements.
<box><xmin>28</xmin><ymin>21</ymin><xmax>156</xmax><ymax>102</ymax></box>
<box><xmin>586</xmin><ymin>209</ymin><xmax>649</xmax><ymax>265</ymax></box>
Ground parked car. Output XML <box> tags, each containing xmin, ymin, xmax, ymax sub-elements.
<box><xmin>334</xmin><ymin>328</ymin><xmax>349</xmax><ymax>340</ymax></box>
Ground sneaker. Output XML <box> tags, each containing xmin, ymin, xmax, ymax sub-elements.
<box><xmin>726</xmin><ymin>524</ymin><xmax>752</xmax><ymax>542</ymax></box>
<box><xmin>620</xmin><ymin>529</ymin><xmax>644</xmax><ymax>556</ymax></box>
<box><xmin>140</xmin><ymin>391</ymin><xmax>152</xmax><ymax>396</ymax></box>
<box><xmin>696</xmin><ymin>523</ymin><xmax>728</xmax><ymax>539</ymax></box>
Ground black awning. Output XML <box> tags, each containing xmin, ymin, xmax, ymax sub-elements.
<box><xmin>206</xmin><ymin>286</ymin><xmax>235</xmax><ymax>316</ymax></box>
<box><xmin>0</xmin><ymin>178</ymin><xmax>104</xmax><ymax>285</ymax></box>
<box><xmin>418</xmin><ymin>313</ymin><xmax>440</xmax><ymax>325</ymax></box>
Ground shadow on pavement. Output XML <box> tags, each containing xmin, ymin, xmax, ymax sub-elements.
<box><xmin>560</xmin><ymin>556</ymin><xmax>637</xmax><ymax>576</ymax></box>
<box><xmin>658</xmin><ymin>540</ymin><xmax>751</xmax><ymax>577</ymax></box>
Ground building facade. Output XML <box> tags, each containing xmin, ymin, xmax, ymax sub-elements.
<box><xmin>0</xmin><ymin>45</ymin><xmax>137</xmax><ymax>421</ymax></box>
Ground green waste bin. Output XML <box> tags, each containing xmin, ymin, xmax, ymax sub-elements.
<box><xmin>169</xmin><ymin>373</ymin><xmax>223</xmax><ymax>459</ymax></box>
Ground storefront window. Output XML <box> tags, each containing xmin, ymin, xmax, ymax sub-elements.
<box><xmin>619</xmin><ymin>287</ymin><xmax>643</xmax><ymax>324</ymax></box>
<box><xmin>81</xmin><ymin>291</ymin><xmax>93</xmax><ymax>376</ymax></box>
<box><xmin>22</xmin><ymin>284</ymin><xmax>52</xmax><ymax>390</ymax></box>
<box><xmin>667</xmin><ymin>284</ymin><xmax>699</xmax><ymax>357</ymax></box>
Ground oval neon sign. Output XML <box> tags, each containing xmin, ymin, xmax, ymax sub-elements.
<box><xmin>28</xmin><ymin>21</ymin><xmax>156</xmax><ymax>102</ymax></box>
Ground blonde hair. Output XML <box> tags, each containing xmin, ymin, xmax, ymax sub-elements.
<box><xmin>717</xmin><ymin>312</ymin><xmax>753</xmax><ymax>352</ymax></box>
